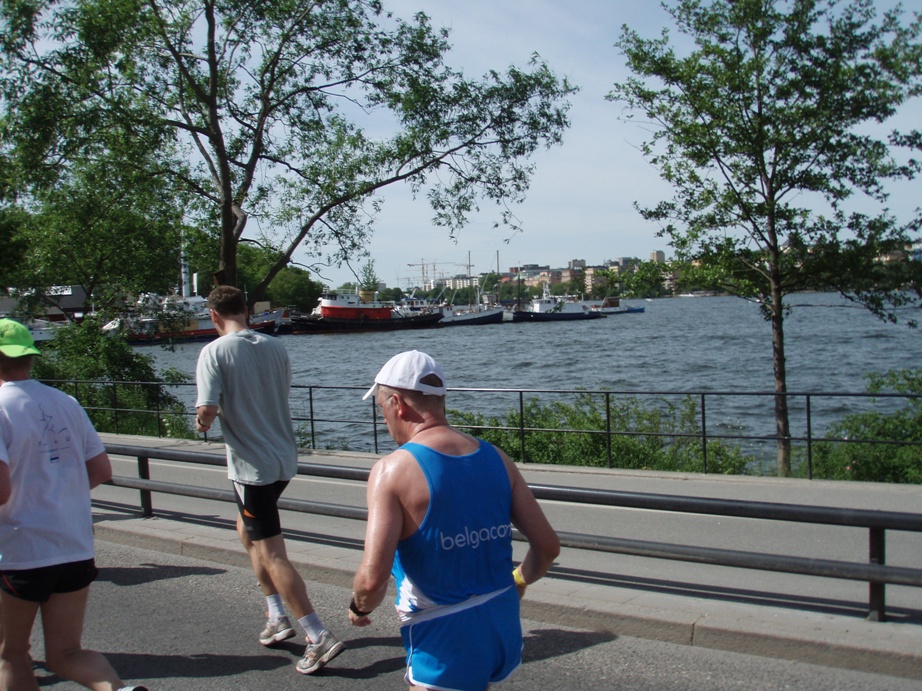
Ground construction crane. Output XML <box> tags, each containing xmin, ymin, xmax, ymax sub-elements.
<box><xmin>405</xmin><ymin>259</ymin><xmax>468</xmax><ymax>290</ymax></box>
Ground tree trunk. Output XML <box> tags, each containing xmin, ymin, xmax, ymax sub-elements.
<box><xmin>770</xmin><ymin>285</ymin><xmax>792</xmax><ymax>477</ymax></box>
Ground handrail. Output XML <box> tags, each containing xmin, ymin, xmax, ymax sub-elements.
<box><xmin>49</xmin><ymin>378</ymin><xmax>922</xmax><ymax>476</ymax></box>
<box><xmin>103</xmin><ymin>442</ymin><xmax>922</xmax><ymax>622</ymax></box>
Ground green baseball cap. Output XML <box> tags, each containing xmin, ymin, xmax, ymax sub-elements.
<box><xmin>0</xmin><ymin>319</ymin><xmax>42</xmax><ymax>357</ymax></box>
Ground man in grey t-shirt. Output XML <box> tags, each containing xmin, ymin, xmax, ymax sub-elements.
<box><xmin>195</xmin><ymin>286</ymin><xmax>343</xmax><ymax>675</ymax></box>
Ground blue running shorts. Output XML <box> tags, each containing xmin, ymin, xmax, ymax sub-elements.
<box><xmin>401</xmin><ymin>587</ymin><xmax>522</xmax><ymax>691</ymax></box>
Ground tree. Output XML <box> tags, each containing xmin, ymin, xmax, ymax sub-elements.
<box><xmin>33</xmin><ymin>317</ymin><xmax>194</xmax><ymax>438</ymax></box>
<box><xmin>263</xmin><ymin>267</ymin><xmax>323</xmax><ymax>312</ymax></box>
<box><xmin>609</xmin><ymin>0</ymin><xmax>922</xmax><ymax>476</ymax></box>
<box><xmin>620</xmin><ymin>260</ymin><xmax>670</xmax><ymax>298</ymax></box>
<box><xmin>1</xmin><ymin>0</ymin><xmax>575</xmax><ymax>305</ymax></box>
<box><xmin>358</xmin><ymin>260</ymin><xmax>381</xmax><ymax>292</ymax></box>
<box><xmin>8</xmin><ymin>156</ymin><xmax>184</xmax><ymax>317</ymax></box>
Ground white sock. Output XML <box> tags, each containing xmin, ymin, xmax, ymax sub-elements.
<box><xmin>298</xmin><ymin>612</ymin><xmax>326</xmax><ymax>643</ymax></box>
<box><xmin>266</xmin><ymin>593</ymin><xmax>285</xmax><ymax>622</ymax></box>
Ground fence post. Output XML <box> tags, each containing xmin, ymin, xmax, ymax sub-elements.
<box><xmin>155</xmin><ymin>382</ymin><xmax>162</xmax><ymax>437</ymax></box>
<box><xmin>113</xmin><ymin>381</ymin><xmax>119</xmax><ymax>435</ymax></box>
<box><xmin>371</xmin><ymin>393</ymin><xmax>380</xmax><ymax>455</ymax></box>
<box><xmin>806</xmin><ymin>394</ymin><xmax>813</xmax><ymax>480</ymax></box>
<box><xmin>868</xmin><ymin>526</ymin><xmax>886</xmax><ymax>621</ymax></box>
<box><xmin>700</xmin><ymin>393</ymin><xmax>708</xmax><ymax>474</ymax></box>
<box><xmin>605</xmin><ymin>391</ymin><xmax>613</xmax><ymax>469</ymax></box>
<box><xmin>309</xmin><ymin>387</ymin><xmax>317</xmax><ymax>451</ymax></box>
<box><xmin>519</xmin><ymin>391</ymin><xmax>526</xmax><ymax>463</ymax></box>
<box><xmin>138</xmin><ymin>455</ymin><xmax>153</xmax><ymax>518</ymax></box>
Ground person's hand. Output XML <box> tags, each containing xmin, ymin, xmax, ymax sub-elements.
<box><xmin>513</xmin><ymin>566</ymin><xmax>527</xmax><ymax>600</ymax></box>
<box><xmin>348</xmin><ymin>595</ymin><xmax>373</xmax><ymax>626</ymax></box>
<box><xmin>348</xmin><ymin>610</ymin><xmax>372</xmax><ymax>627</ymax></box>
<box><xmin>195</xmin><ymin>416</ymin><xmax>211</xmax><ymax>433</ymax></box>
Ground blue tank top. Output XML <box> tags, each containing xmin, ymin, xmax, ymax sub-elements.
<box><xmin>392</xmin><ymin>439</ymin><xmax>515</xmax><ymax>621</ymax></box>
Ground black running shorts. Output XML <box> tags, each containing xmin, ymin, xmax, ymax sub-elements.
<box><xmin>0</xmin><ymin>558</ymin><xmax>99</xmax><ymax>602</ymax></box>
<box><xmin>233</xmin><ymin>480</ymin><xmax>289</xmax><ymax>541</ymax></box>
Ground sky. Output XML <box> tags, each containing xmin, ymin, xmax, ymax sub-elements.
<box><xmin>302</xmin><ymin>1</ymin><xmax>920</xmax><ymax>291</ymax></box>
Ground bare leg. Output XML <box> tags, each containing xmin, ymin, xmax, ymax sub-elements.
<box><xmin>0</xmin><ymin>590</ymin><xmax>40</xmax><ymax>691</ymax></box>
<box><xmin>237</xmin><ymin>514</ymin><xmax>279</xmax><ymax>597</ymax></box>
<box><xmin>40</xmin><ymin>587</ymin><xmax>123</xmax><ymax>691</ymax></box>
<box><xmin>250</xmin><ymin>534</ymin><xmax>314</xmax><ymax>622</ymax></box>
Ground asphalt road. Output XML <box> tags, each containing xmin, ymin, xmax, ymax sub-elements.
<box><xmin>100</xmin><ymin>449</ymin><xmax>922</xmax><ymax>620</ymax></box>
<box><xmin>24</xmin><ymin>540</ymin><xmax>921</xmax><ymax>691</ymax></box>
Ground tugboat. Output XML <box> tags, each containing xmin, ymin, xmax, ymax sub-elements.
<box><xmin>288</xmin><ymin>292</ymin><xmax>443</xmax><ymax>334</ymax></box>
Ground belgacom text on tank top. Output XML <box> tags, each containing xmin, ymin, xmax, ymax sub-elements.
<box><xmin>440</xmin><ymin>522</ymin><xmax>514</xmax><ymax>550</ymax></box>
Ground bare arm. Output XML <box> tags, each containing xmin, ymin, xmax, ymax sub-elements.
<box><xmin>349</xmin><ymin>455</ymin><xmax>406</xmax><ymax>626</ymax></box>
<box><xmin>86</xmin><ymin>451</ymin><xmax>113</xmax><ymax>489</ymax></box>
<box><xmin>195</xmin><ymin>405</ymin><xmax>219</xmax><ymax>433</ymax></box>
<box><xmin>502</xmin><ymin>449</ymin><xmax>560</xmax><ymax>595</ymax></box>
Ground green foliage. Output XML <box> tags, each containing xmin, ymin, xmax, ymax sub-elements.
<box><xmin>264</xmin><ymin>267</ymin><xmax>323</xmax><ymax>312</ymax></box>
<box><xmin>450</xmin><ymin>392</ymin><xmax>750</xmax><ymax>474</ymax></box>
<box><xmin>610</xmin><ymin>0</ymin><xmax>922</xmax><ymax>476</ymax></box>
<box><xmin>378</xmin><ymin>286</ymin><xmax>405</xmax><ymax>302</ymax></box>
<box><xmin>9</xmin><ymin>157</ymin><xmax>184</xmax><ymax>316</ymax></box>
<box><xmin>32</xmin><ymin>317</ymin><xmax>193</xmax><ymax>438</ymax></box>
<box><xmin>359</xmin><ymin>260</ymin><xmax>381</xmax><ymax>291</ymax></box>
<box><xmin>805</xmin><ymin>370</ymin><xmax>922</xmax><ymax>483</ymax></box>
<box><xmin>2</xmin><ymin>1</ymin><xmax>575</xmax><ymax>302</ymax></box>
<box><xmin>236</xmin><ymin>244</ymin><xmax>323</xmax><ymax>310</ymax></box>
<box><xmin>0</xmin><ymin>206</ymin><xmax>28</xmax><ymax>288</ymax></box>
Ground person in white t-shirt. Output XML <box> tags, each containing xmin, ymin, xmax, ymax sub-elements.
<box><xmin>0</xmin><ymin>318</ymin><xmax>147</xmax><ymax>691</ymax></box>
<box><xmin>195</xmin><ymin>286</ymin><xmax>343</xmax><ymax>676</ymax></box>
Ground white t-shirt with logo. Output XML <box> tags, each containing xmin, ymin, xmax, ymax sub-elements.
<box><xmin>0</xmin><ymin>379</ymin><xmax>105</xmax><ymax>570</ymax></box>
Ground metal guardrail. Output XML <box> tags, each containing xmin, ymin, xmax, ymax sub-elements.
<box><xmin>49</xmin><ymin>378</ymin><xmax>922</xmax><ymax>477</ymax></box>
<box><xmin>104</xmin><ymin>442</ymin><xmax>922</xmax><ymax>623</ymax></box>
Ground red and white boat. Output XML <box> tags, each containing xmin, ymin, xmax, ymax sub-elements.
<box><xmin>288</xmin><ymin>292</ymin><xmax>443</xmax><ymax>334</ymax></box>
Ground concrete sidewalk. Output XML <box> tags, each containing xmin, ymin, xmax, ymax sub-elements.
<box><xmin>95</xmin><ymin>433</ymin><xmax>922</xmax><ymax>680</ymax></box>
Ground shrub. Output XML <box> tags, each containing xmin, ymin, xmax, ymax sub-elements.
<box><xmin>805</xmin><ymin>370</ymin><xmax>922</xmax><ymax>483</ymax></box>
<box><xmin>33</xmin><ymin>317</ymin><xmax>194</xmax><ymax>438</ymax></box>
<box><xmin>450</xmin><ymin>391</ymin><xmax>751</xmax><ymax>474</ymax></box>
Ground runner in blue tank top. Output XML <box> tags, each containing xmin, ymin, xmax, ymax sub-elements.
<box><xmin>349</xmin><ymin>351</ymin><xmax>560</xmax><ymax>690</ymax></box>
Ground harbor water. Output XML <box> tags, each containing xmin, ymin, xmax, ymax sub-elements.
<box><xmin>145</xmin><ymin>292</ymin><xmax>922</xmax><ymax>460</ymax></box>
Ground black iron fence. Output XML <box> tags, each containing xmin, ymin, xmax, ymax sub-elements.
<box><xmin>104</xmin><ymin>442</ymin><xmax>922</xmax><ymax>623</ymax></box>
<box><xmin>45</xmin><ymin>378</ymin><xmax>922</xmax><ymax>478</ymax></box>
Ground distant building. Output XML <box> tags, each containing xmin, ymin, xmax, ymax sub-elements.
<box><xmin>650</xmin><ymin>250</ymin><xmax>666</xmax><ymax>263</ymax></box>
<box><xmin>0</xmin><ymin>285</ymin><xmax>90</xmax><ymax>322</ymax></box>
<box><xmin>444</xmin><ymin>275</ymin><xmax>474</xmax><ymax>290</ymax></box>
<box><xmin>583</xmin><ymin>266</ymin><xmax>609</xmax><ymax>293</ymax></box>
<box><xmin>560</xmin><ymin>267</ymin><xmax>583</xmax><ymax>286</ymax></box>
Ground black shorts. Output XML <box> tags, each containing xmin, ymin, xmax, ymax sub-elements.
<box><xmin>233</xmin><ymin>480</ymin><xmax>289</xmax><ymax>541</ymax></box>
<box><xmin>0</xmin><ymin>558</ymin><xmax>98</xmax><ymax>603</ymax></box>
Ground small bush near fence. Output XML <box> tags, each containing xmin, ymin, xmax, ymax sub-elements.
<box><xmin>451</xmin><ymin>392</ymin><xmax>751</xmax><ymax>474</ymax></box>
<box><xmin>806</xmin><ymin>370</ymin><xmax>922</xmax><ymax>483</ymax></box>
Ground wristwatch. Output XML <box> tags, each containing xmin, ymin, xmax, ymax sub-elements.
<box><xmin>349</xmin><ymin>596</ymin><xmax>372</xmax><ymax>617</ymax></box>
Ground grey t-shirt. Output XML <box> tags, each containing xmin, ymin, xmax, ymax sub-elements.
<box><xmin>196</xmin><ymin>329</ymin><xmax>298</xmax><ymax>484</ymax></box>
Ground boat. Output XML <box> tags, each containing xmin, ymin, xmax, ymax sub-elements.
<box><xmin>26</xmin><ymin>319</ymin><xmax>60</xmax><ymax>343</ymax></box>
<box><xmin>584</xmin><ymin>296</ymin><xmax>646</xmax><ymax>315</ymax></box>
<box><xmin>103</xmin><ymin>293</ymin><xmax>284</xmax><ymax>344</ymax></box>
<box><xmin>439</xmin><ymin>302</ymin><xmax>505</xmax><ymax>326</ymax></box>
<box><xmin>438</xmin><ymin>285</ymin><xmax>505</xmax><ymax>326</ymax></box>
<box><xmin>288</xmin><ymin>292</ymin><xmax>443</xmax><ymax>334</ymax></box>
<box><xmin>510</xmin><ymin>286</ymin><xmax>607</xmax><ymax>322</ymax></box>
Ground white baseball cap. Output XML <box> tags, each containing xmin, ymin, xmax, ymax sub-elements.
<box><xmin>362</xmin><ymin>350</ymin><xmax>447</xmax><ymax>400</ymax></box>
